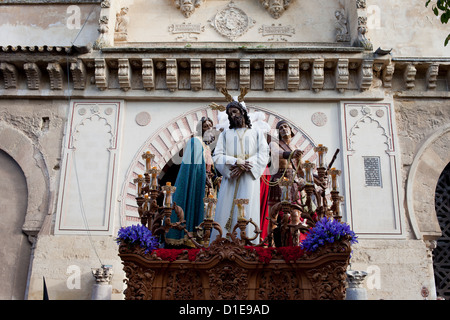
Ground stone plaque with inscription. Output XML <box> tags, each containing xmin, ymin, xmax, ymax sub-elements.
<box><xmin>364</xmin><ymin>156</ymin><xmax>382</xmax><ymax>187</ymax></box>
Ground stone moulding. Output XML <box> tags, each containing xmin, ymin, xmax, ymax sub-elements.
<box><xmin>118</xmin><ymin>236</ymin><xmax>352</xmax><ymax>300</ymax></box>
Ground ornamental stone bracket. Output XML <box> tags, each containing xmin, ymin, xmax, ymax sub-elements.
<box><xmin>1</xmin><ymin>54</ymin><xmax>449</xmax><ymax>97</ymax></box>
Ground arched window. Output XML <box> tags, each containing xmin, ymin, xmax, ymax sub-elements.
<box><xmin>434</xmin><ymin>162</ymin><xmax>450</xmax><ymax>300</ymax></box>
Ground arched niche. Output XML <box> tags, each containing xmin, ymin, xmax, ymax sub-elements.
<box><xmin>0</xmin><ymin>122</ymin><xmax>50</xmax><ymax>238</ymax></box>
<box><xmin>406</xmin><ymin>124</ymin><xmax>450</xmax><ymax>240</ymax></box>
<box><xmin>0</xmin><ymin>149</ymin><xmax>31</xmax><ymax>299</ymax></box>
<box><xmin>119</xmin><ymin>105</ymin><xmax>317</xmax><ymax>226</ymax></box>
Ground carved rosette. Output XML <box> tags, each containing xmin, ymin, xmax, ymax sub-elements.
<box><xmin>208</xmin><ymin>263</ymin><xmax>249</xmax><ymax>300</ymax></box>
<box><xmin>165</xmin><ymin>267</ymin><xmax>204</xmax><ymax>299</ymax></box>
<box><xmin>209</xmin><ymin>1</ymin><xmax>255</xmax><ymax>41</ymax></box>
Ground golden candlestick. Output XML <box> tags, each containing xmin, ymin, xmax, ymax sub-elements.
<box><xmin>149</xmin><ymin>166</ymin><xmax>160</xmax><ymax>190</ymax></box>
<box><xmin>314</xmin><ymin>144</ymin><xmax>328</xmax><ymax>168</ymax></box>
<box><xmin>328</xmin><ymin>167</ymin><xmax>341</xmax><ymax>192</ymax></box>
<box><xmin>142</xmin><ymin>151</ymin><xmax>155</xmax><ymax>173</ymax></box>
<box><xmin>161</xmin><ymin>182</ymin><xmax>176</xmax><ymax>208</ymax></box>
<box><xmin>133</xmin><ymin>174</ymin><xmax>144</xmax><ymax>195</ymax></box>
<box><xmin>303</xmin><ymin>160</ymin><xmax>315</xmax><ymax>185</ymax></box>
<box><xmin>234</xmin><ymin>199</ymin><xmax>249</xmax><ymax>220</ymax></box>
<box><xmin>204</xmin><ymin>194</ymin><xmax>217</xmax><ymax>220</ymax></box>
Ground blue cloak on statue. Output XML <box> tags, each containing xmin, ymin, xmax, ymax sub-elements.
<box><xmin>166</xmin><ymin>136</ymin><xmax>207</xmax><ymax>246</ymax></box>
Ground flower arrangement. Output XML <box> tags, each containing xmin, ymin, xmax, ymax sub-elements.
<box><xmin>116</xmin><ymin>224</ymin><xmax>159</xmax><ymax>254</ymax></box>
<box><xmin>300</xmin><ymin>217</ymin><xmax>358</xmax><ymax>253</ymax></box>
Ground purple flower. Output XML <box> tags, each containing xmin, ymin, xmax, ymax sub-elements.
<box><xmin>116</xmin><ymin>224</ymin><xmax>159</xmax><ymax>254</ymax></box>
<box><xmin>300</xmin><ymin>217</ymin><xmax>358</xmax><ymax>252</ymax></box>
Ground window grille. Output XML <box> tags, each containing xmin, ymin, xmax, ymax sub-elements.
<box><xmin>434</xmin><ymin>162</ymin><xmax>450</xmax><ymax>300</ymax></box>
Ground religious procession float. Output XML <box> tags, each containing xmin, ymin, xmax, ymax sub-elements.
<box><xmin>116</xmin><ymin>88</ymin><xmax>358</xmax><ymax>300</ymax></box>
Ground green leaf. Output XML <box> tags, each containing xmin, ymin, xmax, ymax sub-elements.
<box><xmin>445</xmin><ymin>34</ymin><xmax>450</xmax><ymax>46</ymax></box>
<box><xmin>433</xmin><ymin>6</ymin><xmax>439</xmax><ymax>15</ymax></box>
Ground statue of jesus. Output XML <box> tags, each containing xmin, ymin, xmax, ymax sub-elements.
<box><xmin>210</xmin><ymin>100</ymin><xmax>270</xmax><ymax>243</ymax></box>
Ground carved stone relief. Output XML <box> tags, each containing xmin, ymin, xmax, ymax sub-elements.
<box><xmin>335</xmin><ymin>9</ymin><xmax>350</xmax><ymax>42</ymax></box>
<box><xmin>174</xmin><ymin>0</ymin><xmax>203</xmax><ymax>18</ymax></box>
<box><xmin>259</xmin><ymin>24</ymin><xmax>295</xmax><ymax>41</ymax></box>
<box><xmin>168</xmin><ymin>22</ymin><xmax>205</xmax><ymax>41</ymax></box>
<box><xmin>115</xmin><ymin>7</ymin><xmax>129</xmax><ymax>42</ymax></box>
<box><xmin>208</xmin><ymin>1</ymin><xmax>255</xmax><ymax>41</ymax></box>
<box><xmin>259</xmin><ymin>0</ymin><xmax>292</xmax><ymax>19</ymax></box>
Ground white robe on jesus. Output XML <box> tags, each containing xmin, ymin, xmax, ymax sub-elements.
<box><xmin>210</xmin><ymin>127</ymin><xmax>269</xmax><ymax>243</ymax></box>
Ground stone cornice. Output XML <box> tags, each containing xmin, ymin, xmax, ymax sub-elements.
<box><xmin>0</xmin><ymin>48</ymin><xmax>449</xmax><ymax>99</ymax></box>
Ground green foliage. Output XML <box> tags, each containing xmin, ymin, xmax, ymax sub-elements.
<box><xmin>426</xmin><ymin>0</ymin><xmax>450</xmax><ymax>45</ymax></box>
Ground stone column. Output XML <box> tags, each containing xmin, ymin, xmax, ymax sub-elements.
<box><xmin>346</xmin><ymin>270</ymin><xmax>368</xmax><ymax>300</ymax></box>
<box><xmin>91</xmin><ymin>265</ymin><xmax>113</xmax><ymax>300</ymax></box>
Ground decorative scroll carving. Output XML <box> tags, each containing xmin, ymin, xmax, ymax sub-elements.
<box><xmin>335</xmin><ymin>58</ymin><xmax>349</xmax><ymax>93</ymax></box>
<box><xmin>264</xmin><ymin>59</ymin><xmax>275</xmax><ymax>91</ymax></box>
<box><xmin>70</xmin><ymin>60</ymin><xmax>86</xmax><ymax>90</ymax></box>
<box><xmin>259</xmin><ymin>23</ymin><xmax>295</xmax><ymax>41</ymax></box>
<box><xmin>209</xmin><ymin>1</ymin><xmax>255</xmax><ymax>41</ymax></box>
<box><xmin>142</xmin><ymin>59</ymin><xmax>155</xmax><ymax>91</ymax></box>
<box><xmin>426</xmin><ymin>63</ymin><xmax>439</xmax><ymax>90</ymax></box>
<box><xmin>311</xmin><ymin>59</ymin><xmax>324</xmax><ymax>92</ymax></box>
<box><xmin>259</xmin><ymin>0</ymin><xmax>292</xmax><ymax>19</ymax></box>
<box><xmin>240</xmin><ymin>59</ymin><xmax>250</xmax><ymax>89</ymax></box>
<box><xmin>23</xmin><ymin>62</ymin><xmax>41</xmax><ymax>90</ymax></box>
<box><xmin>122</xmin><ymin>261</ymin><xmax>155</xmax><ymax>300</ymax></box>
<box><xmin>358</xmin><ymin>60</ymin><xmax>373</xmax><ymax>91</ymax></box>
<box><xmin>166</xmin><ymin>58</ymin><xmax>178</xmax><ymax>92</ymax></box>
<box><xmin>0</xmin><ymin>62</ymin><xmax>18</xmax><ymax>89</ymax></box>
<box><xmin>174</xmin><ymin>0</ymin><xmax>203</xmax><ymax>18</ymax></box>
<box><xmin>118</xmin><ymin>58</ymin><xmax>131</xmax><ymax>91</ymax></box>
<box><xmin>404</xmin><ymin>64</ymin><xmax>416</xmax><ymax>90</ymax></box>
<box><xmin>94</xmin><ymin>58</ymin><xmax>109</xmax><ymax>91</ymax></box>
<box><xmin>47</xmin><ymin>62</ymin><xmax>64</xmax><ymax>90</ymax></box>
<box><xmin>169</xmin><ymin>22</ymin><xmax>205</xmax><ymax>41</ymax></box>
<box><xmin>306</xmin><ymin>261</ymin><xmax>348</xmax><ymax>300</ymax></box>
<box><xmin>335</xmin><ymin>9</ymin><xmax>350</xmax><ymax>42</ymax></box>
<box><xmin>208</xmin><ymin>263</ymin><xmax>249</xmax><ymax>300</ymax></box>
<box><xmin>287</xmin><ymin>58</ymin><xmax>299</xmax><ymax>91</ymax></box>
<box><xmin>215</xmin><ymin>58</ymin><xmax>226</xmax><ymax>89</ymax></box>
<box><xmin>190</xmin><ymin>58</ymin><xmax>202</xmax><ymax>91</ymax></box>
<box><xmin>115</xmin><ymin>7</ymin><xmax>129</xmax><ymax>42</ymax></box>
<box><xmin>382</xmin><ymin>62</ymin><xmax>395</xmax><ymax>88</ymax></box>
<box><xmin>257</xmin><ymin>269</ymin><xmax>303</xmax><ymax>300</ymax></box>
<box><xmin>165</xmin><ymin>268</ymin><xmax>204</xmax><ymax>299</ymax></box>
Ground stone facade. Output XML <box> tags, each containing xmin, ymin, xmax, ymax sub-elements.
<box><xmin>0</xmin><ymin>0</ymin><xmax>448</xmax><ymax>300</ymax></box>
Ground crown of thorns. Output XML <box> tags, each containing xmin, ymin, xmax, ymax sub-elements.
<box><xmin>209</xmin><ymin>87</ymin><xmax>249</xmax><ymax>112</ymax></box>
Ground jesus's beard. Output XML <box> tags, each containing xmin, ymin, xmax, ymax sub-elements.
<box><xmin>230</xmin><ymin>115</ymin><xmax>245</xmax><ymax>128</ymax></box>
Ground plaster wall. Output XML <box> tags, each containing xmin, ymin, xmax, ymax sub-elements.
<box><xmin>366</xmin><ymin>0</ymin><xmax>450</xmax><ymax>57</ymax></box>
